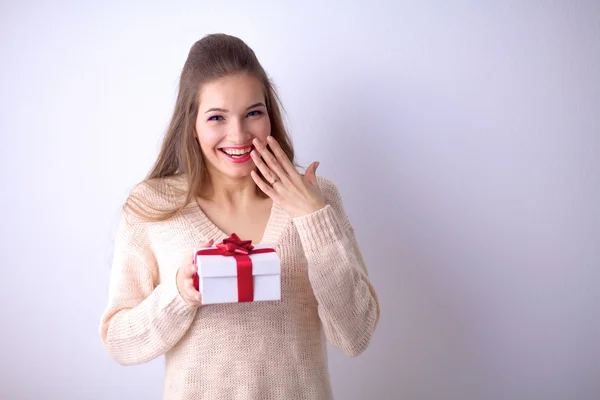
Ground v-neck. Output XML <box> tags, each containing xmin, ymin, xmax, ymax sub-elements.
<box><xmin>182</xmin><ymin>197</ymin><xmax>291</xmax><ymax>247</ymax></box>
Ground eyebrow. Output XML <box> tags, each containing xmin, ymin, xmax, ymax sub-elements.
<box><xmin>204</xmin><ymin>102</ymin><xmax>266</xmax><ymax>114</ymax></box>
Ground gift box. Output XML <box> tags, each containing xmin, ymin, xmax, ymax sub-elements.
<box><xmin>194</xmin><ymin>233</ymin><xmax>281</xmax><ymax>305</ymax></box>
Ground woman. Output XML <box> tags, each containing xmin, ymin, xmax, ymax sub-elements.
<box><xmin>99</xmin><ymin>33</ymin><xmax>380</xmax><ymax>400</ymax></box>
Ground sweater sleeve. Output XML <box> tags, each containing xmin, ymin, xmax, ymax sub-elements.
<box><xmin>292</xmin><ymin>177</ymin><xmax>380</xmax><ymax>357</ymax></box>
<box><xmin>99</xmin><ymin>200</ymin><xmax>197</xmax><ymax>366</ymax></box>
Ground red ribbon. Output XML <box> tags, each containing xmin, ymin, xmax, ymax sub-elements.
<box><xmin>195</xmin><ymin>233</ymin><xmax>275</xmax><ymax>302</ymax></box>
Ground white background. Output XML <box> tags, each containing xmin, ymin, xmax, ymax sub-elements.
<box><xmin>1</xmin><ymin>1</ymin><xmax>599</xmax><ymax>399</ymax></box>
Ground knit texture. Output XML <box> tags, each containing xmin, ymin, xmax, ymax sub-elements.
<box><xmin>99</xmin><ymin>175</ymin><xmax>380</xmax><ymax>400</ymax></box>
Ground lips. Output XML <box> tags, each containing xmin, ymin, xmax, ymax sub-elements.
<box><xmin>219</xmin><ymin>145</ymin><xmax>252</xmax><ymax>158</ymax></box>
<box><xmin>218</xmin><ymin>145</ymin><xmax>254</xmax><ymax>164</ymax></box>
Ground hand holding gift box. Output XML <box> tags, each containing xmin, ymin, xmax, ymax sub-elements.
<box><xmin>194</xmin><ymin>233</ymin><xmax>281</xmax><ymax>305</ymax></box>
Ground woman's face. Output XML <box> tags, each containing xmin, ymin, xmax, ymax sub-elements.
<box><xmin>195</xmin><ymin>74</ymin><xmax>271</xmax><ymax>180</ymax></box>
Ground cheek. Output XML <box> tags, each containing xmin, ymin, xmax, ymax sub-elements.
<box><xmin>196</xmin><ymin>127</ymin><xmax>221</xmax><ymax>153</ymax></box>
<box><xmin>255</xmin><ymin>118</ymin><xmax>271</xmax><ymax>139</ymax></box>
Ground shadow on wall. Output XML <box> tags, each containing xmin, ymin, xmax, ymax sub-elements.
<box><xmin>320</xmin><ymin>78</ymin><xmax>490</xmax><ymax>399</ymax></box>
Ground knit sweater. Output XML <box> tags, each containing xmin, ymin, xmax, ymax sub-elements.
<box><xmin>99</xmin><ymin>175</ymin><xmax>380</xmax><ymax>400</ymax></box>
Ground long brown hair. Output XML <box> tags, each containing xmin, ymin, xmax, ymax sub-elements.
<box><xmin>126</xmin><ymin>33</ymin><xmax>297</xmax><ymax>222</ymax></box>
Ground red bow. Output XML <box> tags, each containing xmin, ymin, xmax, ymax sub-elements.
<box><xmin>215</xmin><ymin>233</ymin><xmax>254</xmax><ymax>256</ymax></box>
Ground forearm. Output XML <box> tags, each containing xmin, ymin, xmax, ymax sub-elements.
<box><xmin>294</xmin><ymin>204</ymin><xmax>380</xmax><ymax>356</ymax></box>
<box><xmin>101</xmin><ymin>279</ymin><xmax>197</xmax><ymax>365</ymax></box>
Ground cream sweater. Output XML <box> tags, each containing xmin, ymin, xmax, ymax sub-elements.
<box><xmin>99</xmin><ymin>175</ymin><xmax>380</xmax><ymax>399</ymax></box>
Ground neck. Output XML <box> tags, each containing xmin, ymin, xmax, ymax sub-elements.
<box><xmin>200</xmin><ymin>171</ymin><xmax>262</xmax><ymax>209</ymax></box>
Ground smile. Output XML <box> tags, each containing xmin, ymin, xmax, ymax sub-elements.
<box><xmin>219</xmin><ymin>145</ymin><xmax>254</xmax><ymax>163</ymax></box>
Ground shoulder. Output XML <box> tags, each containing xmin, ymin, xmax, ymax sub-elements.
<box><xmin>129</xmin><ymin>175</ymin><xmax>187</xmax><ymax>204</ymax></box>
<box><xmin>124</xmin><ymin>175</ymin><xmax>189</xmax><ymax>222</ymax></box>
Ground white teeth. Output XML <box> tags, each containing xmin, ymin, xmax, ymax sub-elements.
<box><xmin>222</xmin><ymin>147</ymin><xmax>251</xmax><ymax>156</ymax></box>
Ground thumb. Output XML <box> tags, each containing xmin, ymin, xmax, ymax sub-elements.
<box><xmin>305</xmin><ymin>161</ymin><xmax>320</xmax><ymax>186</ymax></box>
<box><xmin>189</xmin><ymin>239</ymin><xmax>214</xmax><ymax>263</ymax></box>
<box><xmin>198</xmin><ymin>239</ymin><xmax>215</xmax><ymax>248</ymax></box>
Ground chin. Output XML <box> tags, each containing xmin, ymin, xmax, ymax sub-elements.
<box><xmin>227</xmin><ymin>168</ymin><xmax>253</xmax><ymax>179</ymax></box>
<box><xmin>212</xmin><ymin>147</ymin><xmax>256</xmax><ymax>177</ymax></box>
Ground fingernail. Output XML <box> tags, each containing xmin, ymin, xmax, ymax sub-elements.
<box><xmin>267</xmin><ymin>136</ymin><xmax>274</xmax><ymax>142</ymax></box>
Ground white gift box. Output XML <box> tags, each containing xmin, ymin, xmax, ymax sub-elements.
<box><xmin>194</xmin><ymin>243</ymin><xmax>281</xmax><ymax>305</ymax></box>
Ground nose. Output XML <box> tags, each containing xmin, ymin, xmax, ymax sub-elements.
<box><xmin>228</xmin><ymin>118</ymin><xmax>251</xmax><ymax>143</ymax></box>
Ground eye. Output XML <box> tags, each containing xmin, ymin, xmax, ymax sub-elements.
<box><xmin>207</xmin><ymin>115</ymin><xmax>223</xmax><ymax>121</ymax></box>
<box><xmin>247</xmin><ymin>110</ymin><xmax>263</xmax><ymax>117</ymax></box>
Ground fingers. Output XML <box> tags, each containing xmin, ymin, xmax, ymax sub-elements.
<box><xmin>250</xmin><ymin>148</ymin><xmax>278</xmax><ymax>184</ymax></box>
<box><xmin>184</xmin><ymin>264</ymin><xmax>203</xmax><ymax>305</ymax></box>
<box><xmin>184</xmin><ymin>264</ymin><xmax>202</xmax><ymax>303</ymax></box>
<box><xmin>178</xmin><ymin>240</ymin><xmax>214</xmax><ymax>307</ymax></box>
<box><xmin>250</xmin><ymin>170</ymin><xmax>282</xmax><ymax>201</ymax></box>
<box><xmin>198</xmin><ymin>239</ymin><xmax>214</xmax><ymax>249</ymax></box>
<box><xmin>181</xmin><ymin>261</ymin><xmax>198</xmax><ymax>279</ymax></box>
<box><xmin>187</xmin><ymin>239</ymin><xmax>214</xmax><ymax>265</ymax></box>
<box><xmin>252</xmin><ymin>138</ymin><xmax>291</xmax><ymax>186</ymax></box>
<box><xmin>176</xmin><ymin>263</ymin><xmax>202</xmax><ymax>307</ymax></box>
<box><xmin>266</xmin><ymin>136</ymin><xmax>301</xmax><ymax>180</ymax></box>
